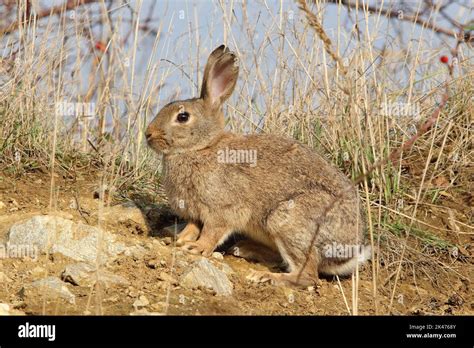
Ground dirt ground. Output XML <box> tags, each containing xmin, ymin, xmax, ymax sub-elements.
<box><xmin>0</xmin><ymin>170</ymin><xmax>472</xmax><ymax>315</ymax></box>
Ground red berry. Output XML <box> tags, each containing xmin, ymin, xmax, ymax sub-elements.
<box><xmin>440</xmin><ymin>55</ymin><xmax>449</xmax><ymax>64</ymax></box>
<box><xmin>94</xmin><ymin>41</ymin><xmax>106</xmax><ymax>52</ymax></box>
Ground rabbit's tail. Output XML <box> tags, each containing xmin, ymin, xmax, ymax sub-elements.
<box><xmin>319</xmin><ymin>245</ymin><xmax>372</xmax><ymax>276</ymax></box>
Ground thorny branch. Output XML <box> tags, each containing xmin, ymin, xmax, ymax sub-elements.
<box><xmin>0</xmin><ymin>0</ymin><xmax>98</xmax><ymax>37</ymax></box>
<box><xmin>325</xmin><ymin>0</ymin><xmax>473</xmax><ymax>43</ymax></box>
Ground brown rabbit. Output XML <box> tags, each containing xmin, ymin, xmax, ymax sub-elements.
<box><xmin>146</xmin><ymin>45</ymin><xmax>369</xmax><ymax>286</ymax></box>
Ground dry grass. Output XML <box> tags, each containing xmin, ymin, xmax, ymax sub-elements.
<box><xmin>0</xmin><ymin>0</ymin><xmax>472</xmax><ymax>315</ymax></box>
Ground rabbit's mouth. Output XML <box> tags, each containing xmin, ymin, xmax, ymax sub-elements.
<box><xmin>146</xmin><ymin>133</ymin><xmax>170</xmax><ymax>154</ymax></box>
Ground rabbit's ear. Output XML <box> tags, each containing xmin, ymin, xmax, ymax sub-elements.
<box><xmin>200</xmin><ymin>45</ymin><xmax>239</xmax><ymax>109</ymax></box>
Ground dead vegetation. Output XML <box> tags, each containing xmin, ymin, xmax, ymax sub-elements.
<box><xmin>0</xmin><ymin>0</ymin><xmax>473</xmax><ymax>315</ymax></box>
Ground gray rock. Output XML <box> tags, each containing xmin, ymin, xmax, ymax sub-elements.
<box><xmin>24</xmin><ymin>277</ymin><xmax>76</xmax><ymax>304</ymax></box>
<box><xmin>181</xmin><ymin>258</ymin><xmax>233</xmax><ymax>296</ymax></box>
<box><xmin>132</xmin><ymin>295</ymin><xmax>150</xmax><ymax>310</ymax></box>
<box><xmin>212</xmin><ymin>252</ymin><xmax>224</xmax><ymax>260</ymax></box>
<box><xmin>61</xmin><ymin>263</ymin><xmax>129</xmax><ymax>287</ymax></box>
<box><xmin>124</xmin><ymin>245</ymin><xmax>148</xmax><ymax>259</ymax></box>
<box><xmin>7</xmin><ymin>215</ymin><xmax>126</xmax><ymax>264</ymax></box>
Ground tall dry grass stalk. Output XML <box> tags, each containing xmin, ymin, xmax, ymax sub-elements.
<box><xmin>0</xmin><ymin>0</ymin><xmax>472</xmax><ymax>315</ymax></box>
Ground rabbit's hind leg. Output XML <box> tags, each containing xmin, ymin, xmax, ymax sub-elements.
<box><xmin>253</xmin><ymin>195</ymin><xmax>324</xmax><ymax>286</ymax></box>
<box><xmin>246</xmin><ymin>256</ymin><xmax>319</xmax><ymax>287</ymax></box>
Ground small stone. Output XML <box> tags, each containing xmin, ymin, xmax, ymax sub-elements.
<box><xmin>181</xmin><ymin>258</ymin><xmax>233</xmax><ymax>296</ymax></box>
<box><xmin>212</xmin><ymin>252</ymin><xmax>224</xmax><ymax>260</ymax></box>
<box><xmin>127</xmin><ymin>288</ymin><xmax>138</xmax><ymax>298</ymax></box>
<box><xmin>133</xmin><ymin>295</ymin><xmax>150</xmax><ymax>310</ymax></box>
<box><xmin>0</xmin><ymin>201</ymin><xmax>6</xmax><ymax>210</ymax></box>
<box><xmin>162</xmin><ymin>237</ymin><xmax>172</xmax><ymax>245</ymax></box>
<box><xmin>24</xmin><ymin>277</ymin><xmax>75</xmax><ymax>304</ymax></box>
<box><xmin>157</xmin><ymin>271</ymin><xmax>177</xmax><ymax>284</ymax></box>
<box><xmin>61</xmin><ymin>263</ymin><xmax>129</xmax><ymax>287</ymax></box>
<box><xmin>30</xmin><ymin>266</ymin><xmax>46</xmax><ymax>278</ymax></box>
<box><xmin>146</xmin><ymin>259</ymin><xmax>160</xmax><ymax>269</ymax></box>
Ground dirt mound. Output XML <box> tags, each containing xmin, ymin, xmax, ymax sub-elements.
<box><xmin>0</xmin><ymin>172</ymin><xmax>471</xmax><ymax>315</ymax></box>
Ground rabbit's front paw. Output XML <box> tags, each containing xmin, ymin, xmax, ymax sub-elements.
<box><xmin>176</xmin><ymin>222</ymin><xmax>201</xmax><ymax>246</ymax></box>
<box><xmin>181</xmin><ymin>241</ymin><xmax>214</xmax><ymax>257</ymax></box>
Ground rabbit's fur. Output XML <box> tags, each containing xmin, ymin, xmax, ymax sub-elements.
<box><xmin>146</xmin><ymin>45</ymin><xmax>369</xmax><ymax>286</ymax></box>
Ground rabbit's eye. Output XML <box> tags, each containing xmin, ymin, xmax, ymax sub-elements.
<box><xmin>176</xmin><ymin>112</ymin><xmax>190</xmax><ymax>123</ymax></box>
